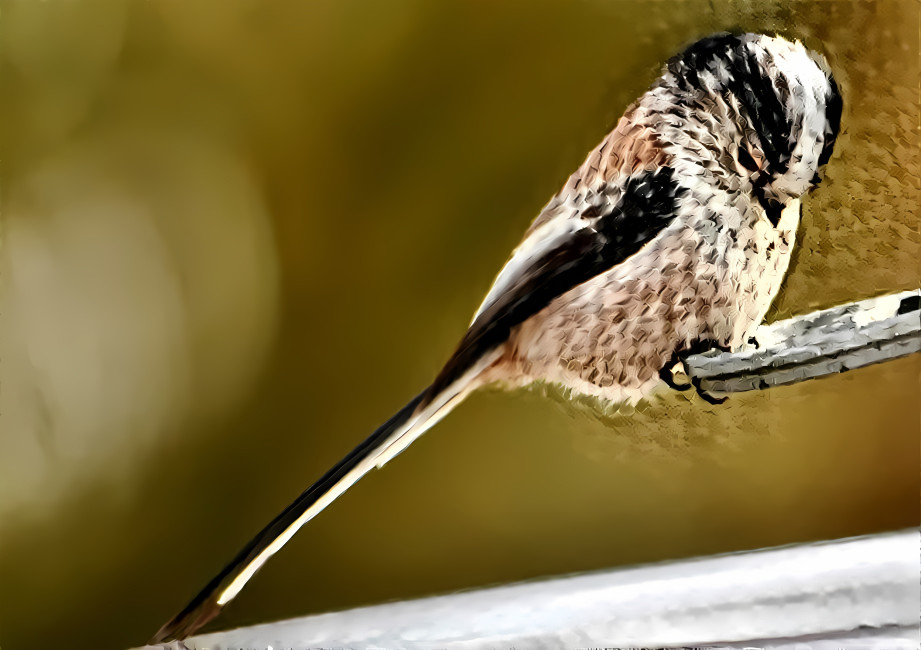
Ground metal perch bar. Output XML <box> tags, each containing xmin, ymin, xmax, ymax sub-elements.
<box><xmin>146</xmin><ymin>529</ymin><xmax>920</xmax><ymax>649</ymax></box>
<box><xmin>684</xmin><ymin>289</ymin><xmax>921</xmax><ymax>394</ymax></box>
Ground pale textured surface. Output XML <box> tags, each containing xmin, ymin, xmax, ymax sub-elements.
<box><xmin>142</xmin><ymin>530</ymin><xmax>920</xmax><ymax>650</ymax></box>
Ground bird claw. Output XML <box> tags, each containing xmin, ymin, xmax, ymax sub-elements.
<box><xmin>691</xmin><ymin>376</ymin><xmax>728</xmax><ymax>404</ymax></box>
<box><xmin>659</xmin><ymin>360</ymin><xmax>692</xmax><ymax>391</ymax></box>
<box><xmin>663</xmin><ymin>342</ymin><xmax>731</xmax><ymax>404</ymax></box>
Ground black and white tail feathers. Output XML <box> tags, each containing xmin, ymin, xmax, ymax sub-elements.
<box><xmin>151</xmin><ymin>351</ymin><xmax>498</xmax><ymax>643</ymax></box>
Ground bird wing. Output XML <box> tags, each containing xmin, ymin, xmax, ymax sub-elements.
<box><xmin>430</xmin><ymin>166</ymin><xmax>687</xmax><ymax>396</ymax></box>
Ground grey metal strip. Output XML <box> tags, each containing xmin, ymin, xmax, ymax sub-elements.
<box><xmin>685</xmin><ymin>289</ymin><xmax>921</xmax><ymax>394</ymax></box>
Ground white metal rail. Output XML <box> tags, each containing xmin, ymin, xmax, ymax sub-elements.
<box><xmin>146</xmin><ymin>530</ymin><xmax>920</xmax><ymax>649</ymax></box>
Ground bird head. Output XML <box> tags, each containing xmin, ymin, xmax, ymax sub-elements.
<box><xmin>664</xmin><ymin>33</ymin><xmax>842</xmax><ymax>210</ymax></box>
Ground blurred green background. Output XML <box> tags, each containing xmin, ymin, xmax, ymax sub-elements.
<box><xmin>0</xmin><ymin>1</ymin><xmax>918</xmax><ymax>649</ymax></box>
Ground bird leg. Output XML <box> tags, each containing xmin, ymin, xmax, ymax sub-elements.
<box><xmin>664</xmin><ymin>340</ymin><xmax>733</xmax><ymax>404</ymax></box>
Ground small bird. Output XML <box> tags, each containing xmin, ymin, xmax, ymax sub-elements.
<box><xmin>153</xmin><ymin>32</ymin><xmax>842</xmax><ymax>642</ymax></box>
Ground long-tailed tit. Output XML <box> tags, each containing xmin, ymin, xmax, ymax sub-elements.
<box><xmin>153</xmin><ymin>32</ymin><xmax>842</xmax><ymax>642</ymax></box>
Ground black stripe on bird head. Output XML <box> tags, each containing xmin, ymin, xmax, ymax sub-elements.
<box><xmin>667</xmin><ymin>33</ymin><xmax>794</xmax><ymax>176</ymax></box>
<box><xmin>818</xmin><ymin>74</ymin><xmax>843</xmax><ymax>169</ymax></box>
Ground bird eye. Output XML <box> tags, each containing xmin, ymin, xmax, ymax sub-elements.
<box><xmin>737</xmin><ymin>146</ymin><xmax>760</xmax><ymax>173</ymax></box>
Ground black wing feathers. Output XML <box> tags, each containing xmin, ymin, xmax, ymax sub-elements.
<box><xmin>429</xmin><ymin>168</ymin><xmax>685</xmax><ymax>398</ymax></box>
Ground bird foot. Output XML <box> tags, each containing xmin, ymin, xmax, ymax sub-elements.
<box><xmin>659</xmin><ymin>359</ymin><xmax>692</xmax><ymax>391</ymax></box>
<box><xmin>691</xmin><ymin>376</ymin><xmax>728</xmax><ymax>404</ymax></box>
<box><xmin>663</xmin><ymin>342</ymin><xmax>732</xmax><ymax>404</ymax></box>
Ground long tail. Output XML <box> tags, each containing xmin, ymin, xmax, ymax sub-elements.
<box><xmin>151</xmin><ymin>356</ymin><xmax>494</xmax><ymax>643</ymax></box>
